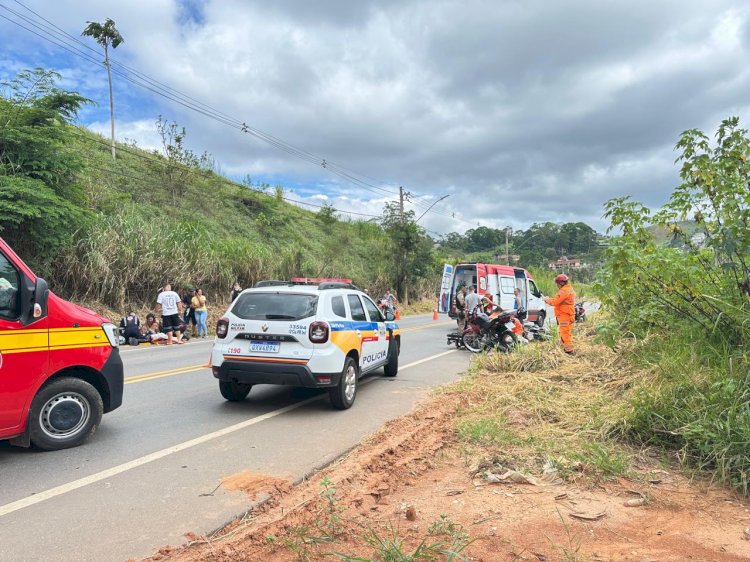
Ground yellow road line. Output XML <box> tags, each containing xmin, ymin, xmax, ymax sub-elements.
<box><xmin>399</xmin><ymin>320</ymin><xmax>454</xmax><ymax>333</ymax></box>
<box><xmin>125</xmin><ymin>364</ymin><xmax>207</xmax><ymax>384</ymax></box>
<box><xmin>123</xmin><ymin>322</ymin><xmax>453</xmax><ymax>385</ymax></box>
<box><xmin>0</xmin><ymin>349</ymin><xmax>457</xmax><ymax>519</ymax></box>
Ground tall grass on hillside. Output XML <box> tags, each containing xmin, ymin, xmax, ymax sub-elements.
<box><xmin>54</xmin><ymin>207</ymin><xmax>274</xmax><ymax>308</ymax></box>
<box><xmin>594</xmin><ymin>118</ymin><xmax>750</xmax><ymax>496</ymax></box>
<box><xmin>611</xmin><ymin>327</ymin><xmax>750</xmax><ymax>495</ymax></box>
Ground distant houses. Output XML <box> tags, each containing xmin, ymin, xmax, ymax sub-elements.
<box><xmin>548</xmin><ymin>256</ymin><xmax>585</xmax><ymax>270</ymax></box>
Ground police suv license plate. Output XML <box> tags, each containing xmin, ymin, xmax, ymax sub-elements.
<box><xmin>250</xmin><ymin>341</ymin><xmax>280</xmax><ymax>353</ymax></box>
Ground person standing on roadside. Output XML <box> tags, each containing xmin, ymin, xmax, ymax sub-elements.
<box><xmin>464</xmin><ymin>285</ymin><xmax>481</xmax><ymax>317</ymax></box>
<box><xmin>384</xmin><ymin>289</ymin><xmax>397</xmax><ymax>314</ymax></box>
<box><xmin>156</xmin><ymin>284</ymin><xmax>183</xmax><ymax>345</ymax></box>
<box><xmin>545</xmin><ymin>274</ymin><xmax>576</xmax><ymax>354</ymax></box>
<box><xmin>192</xmin><ymin>288</ymin><xmax>208</xmax><ymax>338</ymax></box>
<box><xmin>455</xmin><ymin>286</ymin><xmax>467</xmax><ymax>330</ymax></box>
<box><xmin>182</xmin><ymin>288</ymin><xmax>197</xmax><ymax>337</ymax></box>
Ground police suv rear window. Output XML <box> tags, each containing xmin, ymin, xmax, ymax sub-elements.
<box><xmin>347</xmin><ymin>295</ymin><xmax>367</xmax><ymax>321</ymax></box>
<box><xmin>331</xmin><ymin>296</ymin><xmax>347</xmax><ymax>318</ymax></box>
<box><xmin>362</xmin><ymin>297</ymin><xmax>382</xmax><ymax>322</ymax></box>
<box><xmin>232</xmin><ymin>293</ymin><xmax>318</xmax><ymax>321</ymax></box>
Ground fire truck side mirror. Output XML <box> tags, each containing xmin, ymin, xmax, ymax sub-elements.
<box><xmin>21</xmin><ymin>276</ymin><xmax>49</xmax><ymax>324</ymax></box>
<box><xmin>33</xmin><ymin>277</ymin><xmax>49</xmax><ymax>319</ymax></box>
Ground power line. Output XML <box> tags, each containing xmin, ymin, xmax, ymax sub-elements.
<box><xmin>71</xmin><ymin>126</ymin><xmax>380</xmax><ymax>220</ymax></box>
<box><xmin>2</xmin><ymin>1</ymin><xmax>486</xmax><ymax>226</ymax></box>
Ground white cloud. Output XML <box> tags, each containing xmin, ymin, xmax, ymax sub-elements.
<box><xmin>3</xmin><ymin>0</ymin><xmax>750</xmax><ymax>234</ymax></box>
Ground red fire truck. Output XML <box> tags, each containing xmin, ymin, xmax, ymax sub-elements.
<box><xmin>0</xmin><ymin>238</ymin><xmax>123</xmax><ymax>450</ymax></box>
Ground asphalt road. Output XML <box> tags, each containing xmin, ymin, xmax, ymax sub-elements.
<box><xmin>0</xmin><ymin>313</ymin><xmax>470</xmax><ymax>562</ymax></box>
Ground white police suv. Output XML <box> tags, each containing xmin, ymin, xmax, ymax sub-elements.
<box><xmin>211</xmin><ymin>279</ymin><xmax>401</xmax><ymax>409</ymax></box>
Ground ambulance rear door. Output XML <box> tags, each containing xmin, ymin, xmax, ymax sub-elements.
<box><xmin>438</xmin><ymin>263</ymin><xmax>454</xmax><ymax>314</ymax></box>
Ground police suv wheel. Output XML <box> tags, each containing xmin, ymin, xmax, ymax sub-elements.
<box><xmin>383</xmin><ymin>338</ymin><xmax>399</xmax><ymax>377</ymax></box>
<box><xmin>330</xmin><ymin>357</ymin><xmax>358</xmax><ymax>410</ymax></box>
<box><xmin>219</xmin><ymin>380</ymin><xmax>253</xmax><ymax>401</ymax></box>
<box><xmin>29</xmin><ymin>378</ymin><xmax>103</xmax><ymax>451</ymax></box>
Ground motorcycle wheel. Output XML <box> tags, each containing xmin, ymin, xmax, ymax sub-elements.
<box><xmin>462</xmin><ymin>332</ymin><xmax>483</xmax><ymax>353</ymax></box>
<box><xmin>495</xmin><ymin>331</ymin><xmax>517</xmax><ymax>353</ymax></box>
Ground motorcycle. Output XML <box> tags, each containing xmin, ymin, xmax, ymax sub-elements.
<box><xmin>461</xmin><ymin>310</ymin><xmax>518</xmax><ymax>354</ymax></box>
<box><xmin>378</xmin><ymin>298</ymin><xmax>393</xmax><ymax>316</ymax></box>
<box><xmin>575</xmin><ymin>301</ymin><xmax>586</xmax><ymax>323</ymax></box>
<box><xmin>514</xmin><ymin>308</ymin><xmax>550</xmax><ymax>342</ymax></box>
<box><xmin>522</xmin><ymin>321</ymin><xmax>551</xmax><ymax>341</ymax></box>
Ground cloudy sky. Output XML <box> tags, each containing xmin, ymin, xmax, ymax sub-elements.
<box><xmin>2</xmin><ymin>0</ymin><xmax>750</xmax><ymax>235</ymax></box>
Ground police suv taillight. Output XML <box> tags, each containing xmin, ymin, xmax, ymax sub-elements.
<box><xmin>216</xmin><ymin>317</ymin><xmax>229</xmax><ymax>339</ymax></box>
<box><xmin>309</xmin><ymin>321</ymin><xmax>329</xmax><ymax>344</ymax></box>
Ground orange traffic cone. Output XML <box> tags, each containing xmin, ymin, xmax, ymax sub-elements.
<box><xmin>432</xmin><ymin>309</ymin><xmax>439</xmax><ymax>321</ymax></box>
<box><xmin>395</xmin><ymin>309</ymin><xmax>401</xmax><ymax>320</ymax></box>
<box><xmin>204</xmin><ymin>351</ymin><xmax>212</xmax><ymax>369</ymax></box>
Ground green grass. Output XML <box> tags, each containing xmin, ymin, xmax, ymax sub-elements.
<box><xmin>39</xmin><ymin>127</ymin><xmax>431</xmax><ymax>309</ymax></box>
<box><xmin>613</xmin><ymin>326</ymin><xmax>750</xmax><ymax>495</ymax></box>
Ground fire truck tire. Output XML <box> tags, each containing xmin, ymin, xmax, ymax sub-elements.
<box><xmin>329</xmin><ymin>357</ymin><xmax>358</xmax><ymax>410</ymax></box>
<box><xmin>219</xmin><ymin>380</ymin><xmax>253</xmax><ymax>401</ymax></box>
<box><xmin>383</xmin><ymin>339</ymin><xmax>399</xmax><ymax>377</ymax></box>
<box><xmin>28</xmin><ymin>377</ymin><xmax>103</xmax><ymax>451</ymax></box>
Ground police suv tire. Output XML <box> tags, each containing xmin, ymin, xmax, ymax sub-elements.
<box><xmin>330</xmin><ymin>357</ymin><xmax>358</xmax><ymax>410</ymax></box>
<box><xmin>219</xmin><ymin>380</ymin><xmax>252</xmax><ymax>401</ymax></box>
<box><xmin>29</xmin><ymin>377</ymin><xmax>103</xmax><ymax>451</ymax></box>
<box><xmin>383</xmin><ymin>338</ymin><xmax>399</xmax><ymax>377</ymax></box>
<box><xmin>536</xmin><ymin>311</ymin><xmax>546</xmax><ymax>327</ymax></box>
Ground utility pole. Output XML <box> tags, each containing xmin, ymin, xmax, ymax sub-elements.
<box><xmin>399</xmin><ymin>186</ymin><xmax>405</xmax><ymax>224</ymax></box>
<box><xmin>505</xmin><ymin>227</ymin><xmax>512</xmax><ymax>265</ymax></box>
<box><xmin>104</xmin><ymin>43</ymin><xmax>115</xmax><ymax>160</ymax></box>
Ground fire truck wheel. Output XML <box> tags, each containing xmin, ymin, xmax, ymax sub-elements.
<box><xmin>329</xmin><ymin>357</ymin><xmax>358</xmax><ymax>410</ymax></box>
<box><xmin>219</xmin><ymin>380</ymin><xmax>253</xmax><ymax>401</ymax></box>
<box><xmin>29</xmin><ymin>377</ymin><xmax>104</xmax><ymax>451</ymax></box>
<box><xmin>383</xmin><ymin>339</ymin><xmax>399</xmax><ymax>377</ymax></box>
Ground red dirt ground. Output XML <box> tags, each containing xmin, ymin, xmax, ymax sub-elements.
<box><xmin>139</xmin><ymin>390</ymin><xmax>750</xmax><ymax>562</ymax></box>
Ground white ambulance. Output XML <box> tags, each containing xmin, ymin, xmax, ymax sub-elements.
<box><xmin>439</xmin><ymin>263</ymin><xmax>547</xmax><ymax>325</ymax></box>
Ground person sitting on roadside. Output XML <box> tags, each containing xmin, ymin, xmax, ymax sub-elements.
<box><xmin>144</xmin><ymin>313</ymin><xmax>167</xmax><ymax>344</ymax></box>
<box><xmin>231</xmin><ymin>282</ymin><xmax>242</xmax><ymax>302</ymax></box>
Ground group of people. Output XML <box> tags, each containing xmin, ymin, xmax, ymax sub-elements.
<box><xmin>453</xmin><ymin>274</ymin><xmax>577</xmax><ymax>354</ymax></box>
<box><xmin>120</xmin><ymin>283</ymin><xmax>211</xmax><ymax>346</ymax></box>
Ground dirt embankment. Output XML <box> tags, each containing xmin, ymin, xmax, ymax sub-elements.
<box><xmin>141</xmin><ymin>403</ymin><xmax>750</xmax><ymax>560</ymax></box>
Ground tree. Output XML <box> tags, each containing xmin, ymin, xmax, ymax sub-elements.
<box><xmin>599</xmin><ymin>118</ymin><xmax>750</xmax><ymax>343</ymax></box>
<box><xmin>381</xmin><ymin>202</ymin><xmax>432</xmax><ymax>304</ymax></box>
<box><xmin>82</xmin><ymin>18</ymin><xmax>124</xmax><ymax>160</ymax></box>
<box><xmin>153</xmin><ymin>116</ymin><xmax>212</xmax><ymax>204</ymax></box>
<box><xmin>0</xmin><ymin>68</ymin><xmax>91</xmax><ymax>267</ymax></box>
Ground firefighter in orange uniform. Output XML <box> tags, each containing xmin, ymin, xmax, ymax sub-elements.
<box><xmin>545</xmin><ymin>274</ymin><xmax>576</xmax><ymax>354</ymax></box>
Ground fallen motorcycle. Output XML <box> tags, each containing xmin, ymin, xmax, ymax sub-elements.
<box><xmin>461</xmin><ymin>310</ymin><xmax>518</xmax><ymax>354</ymax></box>
<box><xmin>522</xmin><ymin>321</ymin><xmax>551</xmax><ymax>341</ymax></box>
<box><xmin>575</xmin><ymin>301</ymin><xmax>586</xmax><ymax>323</ymax></box>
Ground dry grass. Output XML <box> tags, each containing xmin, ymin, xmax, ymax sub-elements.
<box><xmin>448</xmin><ymin>327</ymin><xmax>651</xmax><ymax>480</ymax></box>
<box><xmin>399</xmin><ymin>298</ymin><xmax>437</xmax><ymax>316</ymax></box>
